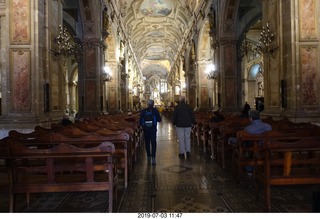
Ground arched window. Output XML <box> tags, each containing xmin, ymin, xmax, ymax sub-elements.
<box><xmin>248</xmin><ymin>63</ymin><xmax>261</xmax><ymax>80</ymax></box>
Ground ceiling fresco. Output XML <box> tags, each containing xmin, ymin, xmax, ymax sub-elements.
<box><xmin>62</xmin><ymin>0</ymin><xmax>261</xmax><ymax>82</ymax></box>
<box><xmin>139</xmin><ymin>0</ymin><xmax>173</xmax><ymax>17</ymax></box>
<box><xmin>123</xmin><ymin>0</ymin><xmax>197</xmax><ymax>79</ymax></box>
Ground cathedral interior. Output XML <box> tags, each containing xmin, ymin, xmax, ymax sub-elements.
<box><xmin>1</xmin><ymin>0</ymin><xmax>320</xmax><ymax>130</ymax></box>
<box><xmin>1</xmin><ymin>0</ymin><xmax>320</xmax><ymax>214</ymax></box>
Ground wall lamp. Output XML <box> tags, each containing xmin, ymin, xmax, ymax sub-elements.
<box><xmin>103</xmin><ymin>66</ymin><xmax>112</xmax><ymax>82</ymax></box>
<box><xmin>206</xmin><ymin>63</ymin><xmax>218</xmax><ymax>80</ymax></box>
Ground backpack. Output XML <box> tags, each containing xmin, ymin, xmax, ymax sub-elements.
<box><xmin>143</xmin><ymin>109</ymin><xmax>156</xmax><ymax>128</ymax></box>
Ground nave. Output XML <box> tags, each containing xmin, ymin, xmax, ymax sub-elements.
<box><xmin>0</xmin><ymin>115</ymin><xmax>317</xmax><ymax>213</ymax></box>
<box><xmin>118</xmin><ymin>116</ymin><xmax>317</xmax><ymax>213</ymax></box>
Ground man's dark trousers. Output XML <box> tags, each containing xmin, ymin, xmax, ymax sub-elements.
<box><xmin>144</xmin><ymin>128</ymin><xmax>157</xmax><ymax>158</ymax></box>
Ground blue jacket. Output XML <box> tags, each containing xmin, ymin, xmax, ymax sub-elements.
<box><xmin>139</xmin><ymin>106</ymin><xmax>162</xmax><ymax>131</ymax></box>
<box><xmin>244</xmin><ymin>119</ymin><xmax>272</xmax><ymax>135</ymax></box>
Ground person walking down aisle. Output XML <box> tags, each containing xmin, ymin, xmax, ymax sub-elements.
<box><xmin>173</xmin><ymin>96</ymin><xmax>197</xmax><ymax>159</ymax></box>
<box><xmin>139</xmin><ymin>99</ymin><xmax>162</xmax><ymax>165</ymax></box>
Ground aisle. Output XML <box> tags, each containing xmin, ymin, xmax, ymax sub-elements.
<box><xmin>0</xmin><ymin>115</ymin><xmax>315</xmax><ymax>213</ymax></box>
<box><xmin>118</xmin><ymin>115</ymin><xmax>317</xmax><ymax>213</ymax></box>
<box><xmin>118</xmin><ymin>115</ymin><xmax>254</xmax><ymax>212</ymax></box>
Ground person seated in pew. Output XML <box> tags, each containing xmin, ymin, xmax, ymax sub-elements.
<box><xmin>228</xmin><ymin>110</ymin><xmax>272</xmax><ymax>174</ymax></box>
<box><xmin>61</xmin><ymin>114</ymin><xmax>73</xmax><ymax>126</ymax></box>
<box><xmin>209</xmin><ymin>110</ymin><xmax>225</xmax><ymax>123</ymax></box>
<box><xmin>228</xmin><ymin>110</ymin><xmax>272</xmax><ymax>145</ymax></box>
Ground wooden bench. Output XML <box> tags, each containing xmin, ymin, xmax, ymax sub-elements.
<box><xmin>232</xmin><ymin>130</ymin><xmax>295</xmax><ymax>181</ymax></box>
<box><xmin>207</xmin><ymin>120</ymin><xmax>229</xmax><ymax>160</ymax></box>
<box><xmin>3</xmin><ymin>130</ymin><xmax>131</xmax><ymax>189</ymax></box>
<box><xmin>82</xmin><ymin>116</ymin><xmax>140</xmax><ymax>169</ymax></box>
<box><xmin>1</xmin><ymin>140</ymin><xmax>118</xmax><ymax>212</ymax></box>
<box><xmin>218</xmin><ymin>119</ymin><xmax>250</xmax><ymax>169</ymax></box>
<box><xmin>233</xmin><ymin>128</ymin><xmax>320</xmax><ymax>181</ymax></box>
<box><xmin>51</xmin><ymin>132</ymin><xmax>130</xmax><ymax>188</ymax></box>
<box><xmin>192</xmin><ymin>112</ymin><xmax>211</xmax><ymax>149</ymax></box>
<box><xmin>254</xmin><ymin>136</ymin><xmax>320</xmax><ymax>211</ymax></box>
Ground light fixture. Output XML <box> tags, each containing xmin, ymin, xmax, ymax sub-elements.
<box><xmin>240</xmin><ymin>38</ymin><xmax>257</xmax><ymax>58</ymax></box>
<box><xmin>103</xmin><ymin>66</ymin><xmax>112</xmax><ymax>82</ymax></box>
<box><xmin>206</xmin><ymin>63</ymin><xmax>218</xmax><ymax>80</ymax></box>
<box><xmin>53</xmin><ymin>25</ymin><xmax>82</xmax><ymax>57</ymax></box>
<box><xmin>256</xmin><ymin>22</ymin><xmax>277</xmax><ymax>55</ymax></box>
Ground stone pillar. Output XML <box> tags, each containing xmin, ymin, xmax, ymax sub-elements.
<box><xmin>106</xmin><ymin>62</ymin><xmax>118</xmax><ymax>113</ymax></box>
<box><xmin>0</xmin><ymin>0</ymin><xmax>61</xmax><ymax>128</ymax></box>
<box><xmin>69</xmin><ymin>81</ymin><xmax>77</xmax><ymax>116</ymax></box>
<box><xmin>219</xmin><ymin>41</ymin><xmax>238</xmax><ymax>112</ymax></box>
<box><xmin>260</xmin><ymin>0</ymin><xmax>282</xmax><ymax>117</ymax></box>
<box><xmin>197</xmin><ymin>60</ymin><xmax>210</xmax><ymax>110</ymax></box>
<box><xmin>187</xmin><ymin>69</ymin><xmax>197</xmax><ymax>109</ymax></box>
<box><xmin>78</xmin><ymin>38</ymin><xmax>103</xmax><ymax>117</ymax></box>
<box><xmin>265</xmin><ymin>0</ymin><xmax>320</xmax><ymax>122</ymax></box>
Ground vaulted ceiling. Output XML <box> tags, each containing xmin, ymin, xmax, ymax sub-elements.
<box><xmin>122</xmin><ymin>0</ymin><xmax>198</xmax><ymax>79</ymax></box>
<box><xmin>62</xmin><ymin>0</ymin><xmax>262</xmax><ymax>80</ymax></box>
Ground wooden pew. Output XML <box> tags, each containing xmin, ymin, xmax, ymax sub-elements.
<box><xmin>192</xmin><ymin>112</ymin><xmax>211</xmax><ymax>150</ymax></box>
<box><xmin>1</xmin><ymin>140</ymin><xmax>118</xmax><ymax>212</ymax></box>
<box><xmin>51</xmin><ymin>132</ymin><xmax>130</xmax><ymax>188</ymax></box>
<box><xmin>232</xmin><ymin>130</ymin><xmax>293</xmax><ymax>181</ymax></box>
<box><xmin>233</xmin><ymin>126</ymin><xmax>320</xmax><ymax>181</ymax></box>
<box><xmin>4</xmin><ymin>129</ymin><xmax>131</xmax><ymax>189</ymax></box>
<box><xmin>85</xmin><ymin>116</ymin><xmax>140</xmax><ymax>168</ymax></box>
<box><xmin>254</xmin><ymin>136</ymin><xmax>320</xmax><ymax>212</ymax></box>
<box><xmin>207</xmin><ymin>120</ymin><xmax>230</xmax><ymax>160</ymax></box>
<box><xmin>8</xmin><ymin>129</ymin><xmax>49</xmax><ymax>140</ymax></box>
<box><xmin>218</xmin><ymin>118</ymin><xmax>250</xmax><ymax>169</ymax></box>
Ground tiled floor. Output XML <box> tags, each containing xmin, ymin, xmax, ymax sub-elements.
<box><xmin>118</xmin><ymin>116</ymin><xmax>319</xmax><ymax>213</ymax></box>
<box><xmin>0</xmin><ymin>115</ymin><xmax>319</xmax><ymax>213</ymax></box>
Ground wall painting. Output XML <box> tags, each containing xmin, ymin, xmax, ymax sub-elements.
<box><xmin>300</xmin><ymin>46</ymin><xmax>318</xmax><ymax>105</ymax></box>
<box><xmin>10</xmin><ymin>49</ymin><xmax>31</xmax><ymax>112</ymax></box>
<box><xmin>10</xmin><ymin>0</ymin><xmax>30</xmax><ymax>44</ymax></box>
<box><xmin>299</xmin><ymin>0</ymin><xmax>317</xmax><ymax>40</ymax></box>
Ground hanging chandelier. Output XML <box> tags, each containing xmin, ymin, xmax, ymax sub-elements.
<box><xmin>256</xmin><ymin>23</ymin><xmax>277</xmax><ymax>55</ymax></box>
<box><xmin>53</xmin><ymin>25</ymin><xmax>81</xmax><ymax>57</ymax></box>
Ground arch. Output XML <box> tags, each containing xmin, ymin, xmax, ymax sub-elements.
<box><xmin>197</xmin><ymin>20</ymin><xmax>212</xmax><ymax>61</ymax></box>
<box><xmin>248</xmin><ymin>63</ymin><xmax>261</xmax><ymax>81</ymax></box>
<box><xmin>236</xmin><ymin>1</ymin><xmax>262</xmax><ymax>38</ymax></box>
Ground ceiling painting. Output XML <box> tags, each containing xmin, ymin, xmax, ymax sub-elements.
<box><xmin>144</xmin><ymin>45</ymin><xmax>166</xmax><ymax>60</ymax></box>
<box><xmin>146</xmin><ymin>30</ymin><xmax>165</xmax><ymax>38</ymax></box>
<box><xmin>140</xmin><ymin>0</ymin><xmax>173</xmax><ymax>17</ymax></box>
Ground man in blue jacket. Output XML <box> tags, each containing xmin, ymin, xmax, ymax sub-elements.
<box><xmin>139</xmin><ymin>99</ymin><xmax>162</xmax><ymax>165</ymax></box>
